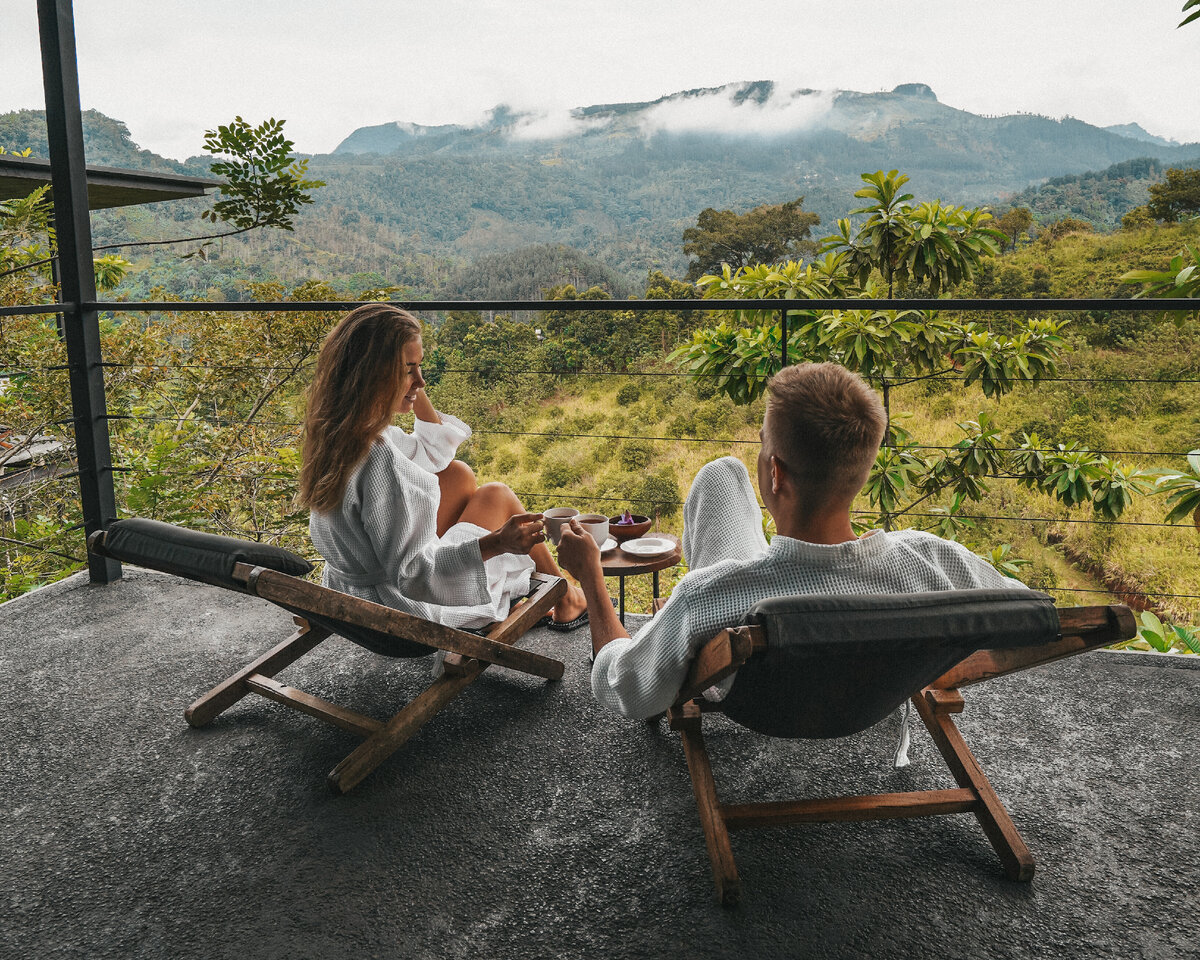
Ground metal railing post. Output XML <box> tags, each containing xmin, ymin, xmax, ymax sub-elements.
<box><xmin>780</xmin><ymin>307</ymin><xmax>788</xmax><ymax>369</ymax></box>
<box><xmin>38</xmin><ymin>0</ymin><xmax>120</xmax><ymax>582</ymax></box>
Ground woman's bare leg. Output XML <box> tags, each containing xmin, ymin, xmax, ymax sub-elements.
<box><xmin>458</xmin><ymin>482</ymin><xmax>588</xmax><ymax>622</ymax></box>
<box><xmin>436</xmin><ymin>460</ymin><xmax>477</xmax><ymax>536</ymax></box>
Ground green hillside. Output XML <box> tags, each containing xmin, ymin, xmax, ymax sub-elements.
<box><xmin>1002</xmin><ymin>156</ymin><xmax>1200</xmax><ymax>227</ymax></box>
<box><xmin>4</xmin><ymin>85</ymin><xmax>1199</xmax><ymax>295</ymax></box>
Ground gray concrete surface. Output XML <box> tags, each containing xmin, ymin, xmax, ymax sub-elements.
<box><xmin>2</xmin><ymin>568</ymin><xmax>1197</xmax><ymax>960</ymax></box>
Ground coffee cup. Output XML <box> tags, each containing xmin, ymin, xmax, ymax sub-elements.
<box><xmin>575</xmin><ymin>513</ymin><xmax>610</xmax><ymax>547</ymax></box>
<box><xmin>543</xmin><ymin>507</ymin><xmax>579</xmax><ymax>545</ymax></box>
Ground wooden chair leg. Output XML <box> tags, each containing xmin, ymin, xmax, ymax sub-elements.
<box><xmin>327</xmin><ymin>668</ymin><xmax>479</xmax><ymax>794</ymax></box>
<box><xmin>330</xmin><ymin>576</ymin><xmax>568</xmax><ymax>793</ymax></box>
<box><xmin>186</xmin><ymin>619</ymin><xmax>333</xmax><ymax>728</ymax></box>
<box><xmin>913</xmin><ymin>691</ymin><xmax>1035</xmax><ymax>881</ymax></box>
<box><xmin>671</xmin><ymin>703</ymin><xmax>741</xmax><ymax>907</ymax></box>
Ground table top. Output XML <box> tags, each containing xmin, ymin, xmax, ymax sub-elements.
<box><xmin>600</xmin><ymin>533</ymin><xmax>682</xmax><ymax>576</ymax></box>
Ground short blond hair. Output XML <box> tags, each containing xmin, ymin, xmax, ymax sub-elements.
<box><xmin>764</xmin><ymin>362</ymin><xmax>886</xmax><ymax>499</ymax></box>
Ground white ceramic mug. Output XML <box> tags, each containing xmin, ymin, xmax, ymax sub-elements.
<box><xmin>575</xmin><ymin>513</ymin><xmax>610</xmax><ymax>547</ymax></box>
<box><xmin>543</xmin><ymin>507</ymin><xmax>579</xmax><ymax>545</ymax></box>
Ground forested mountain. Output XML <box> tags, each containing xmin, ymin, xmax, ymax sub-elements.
<box><xmin>3</xmin><ymin>81</ymin><xmax>1198</xmax><ymax>294</ymax></box>
<box><xmin>1103</xmin><ymin>122</ymin><xmax>1181</xmax><ymax>147</ymax></box>
<box><xmin>1002</xmin><ymin>156</ymin><xmax>1200</xmax><ymax>226</ymax></box>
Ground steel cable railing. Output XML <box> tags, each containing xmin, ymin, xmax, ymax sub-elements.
<box><xmin>7</xmin><ymin>296</ymin><xmax>1200</xmax><ymax>631</ymax></box>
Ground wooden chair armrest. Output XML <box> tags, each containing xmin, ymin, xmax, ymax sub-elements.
<box><xmin>244</xmin><ymin>566</ymin><xmax>565</xmax><ymax>679</ymax></box>
<box><xmin>487</xmin><ymin>573</ymin><xmax>567</xmax><ymax>645</ymax></box>
<box><xmin>932</xmin><ymin>604</ymin><xmax>1137</xmax><ymax>690</ymax></box>
<box><xmin>673</xmin><ymin>625</ymin><xmax>765</xmax><ymax>706</ymax></box>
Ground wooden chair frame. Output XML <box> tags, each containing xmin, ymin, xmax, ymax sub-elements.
<box><xmin>90</xmin><ymin>530</ymin><xmax>566</xmax><ymax>794</ymax></box>
<box><xmin>663</xmin><ymin>603</ymin><xmax>1136</xmax><ymax>907</ymax></box>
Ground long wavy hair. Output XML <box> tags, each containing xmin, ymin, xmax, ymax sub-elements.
<box><xmin>298</xmin><ymin>303</ymin><xmax>422</xmax><ymax>512</ymax></box>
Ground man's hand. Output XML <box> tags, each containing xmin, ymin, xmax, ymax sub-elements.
<box><xmin>557</xmin><ymin>517</ymin><xmax>603</xmax><ymax>586</ymax></box>
<box><xmin>558</xmin><ymin>518</ymin><xmax>629</xmax><ymax>655</ymax></box>
<box><xmin>479</xmin><ymin>513</ymin><xmax>544</xmax><ymax>560</ymax></box>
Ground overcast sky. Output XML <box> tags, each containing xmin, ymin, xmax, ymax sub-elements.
<box><xmin>3</xmin><ymin>0</ymin><xmax>1198</xmax><ymax>160</ymax></box>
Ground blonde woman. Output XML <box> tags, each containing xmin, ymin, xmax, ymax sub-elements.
<box><xmin>298</xmin><ymin>303</ymin><xmax>588</xmax><ymax>630</ymax></box>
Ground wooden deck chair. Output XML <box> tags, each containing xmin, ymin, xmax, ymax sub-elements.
<box><xmin>662</xmin><ymin>589</ymin><xmax>1136</xmax><ymax>906</ymax></box>
<box><xmin>88</xmin><ymin>517</ymin><xmax>566</xmax><ymax>794</ymax></box>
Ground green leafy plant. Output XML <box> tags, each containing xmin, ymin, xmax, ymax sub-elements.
<box><xmin>924</xmin><ymin>492</ymin><xmax>976</xmax><ymax>541</ymax></box>
<box><xmin>819</xmin><ymin>170</ymin><xmax>1004</xmax><ymax>296</ymax></box>
<box><xmin>1154</xmin><ymin>449</ymin><xmax>1200</xmax><ymax>528</ymax></box>
<box><xmin>1121</xmin><ymin>243</ymin><xmax>1200</xmax><ymax>322</ymax></box>
<box><xmin>201</xmin><ymin>117</ymin><xmax>324</xmax><ymax>233</ymax></box>
<box><xmin>1135</xmin><ymin>611</ymin><xmax>1200</xmax><ymax>654</ymax></box>
<box><xmin>987</xmin><ymin>544</ymin><xmax>1030</xmax><ymax>580</ymax></box>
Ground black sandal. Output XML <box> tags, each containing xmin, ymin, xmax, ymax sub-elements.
<box><xmin>546</xmin><ymin>610</ymin><xmax>589</xmax><ymax>632</ymax></box>
<box><xmin>544</xmin><ymin>597</ymin><xmax>617</xmax><ymax>632</ymax></box>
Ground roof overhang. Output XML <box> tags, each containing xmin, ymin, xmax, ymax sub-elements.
<box><xmin>0</xmin><ymin>155</ymin><xmax>222</xmax><ymax>210</ymax></box>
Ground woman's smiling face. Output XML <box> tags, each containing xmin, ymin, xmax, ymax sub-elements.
<box><xmin>392</xmin><ymin>337</ymin><xmax>426</xmax><ymax>415</ymax></box>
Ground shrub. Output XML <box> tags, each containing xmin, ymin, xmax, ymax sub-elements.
<box><xmin>526</xmin><ymin>434</ymin><xmax>552</xmax><ymax>458</ymax></box>
<box><xmin>669</xmin><ymin>413</ymin><xmax>696</xmax><ymax>438</ymax></box>
<box><xmin>566</xmin><ymin>412</ymin><xmax>602</xmax><ymax>433</ymax></box>
<box><xmin>540</xmin><ymin>455</ymin><xmax>582</xmax><ymax>489</ymax></box>
<box><xmin>693</xmin><ymin>403</ymin><xmax>733</xmax><ymax>439</ymax></box>
<box><xmin>1021</xmin><ymin>558</ymin><xmax>1058</xmax><ymax>591</ymax></box>
<box><xmin>638</xmin><ymin>469</ymin><xmax>681</xmax><ymax>519</ymax></box>
<box><xmin>616</xmin><ymin>382</ymin><xmax>641</xmax><ymax>405</ymax></box>
<box><xmin>621</xmin><ymin>439</ymin><xmax>654</xmax><ymax>470</ymax></box>
<box><xmin>494</xmin><ymin>450</ymin><xmax>519</xmax><ymax>474</ymax></box>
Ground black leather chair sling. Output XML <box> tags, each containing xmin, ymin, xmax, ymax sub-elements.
<box><xmin>89</xmin><ymin>517</ymin><xmax>566</xmax><ymax>794</ymax></box>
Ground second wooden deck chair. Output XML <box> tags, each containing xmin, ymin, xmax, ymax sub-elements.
<box><xmin>663</xmin><ymin>589</ymin><xmax>1135</xmax><ymax>906</ymax></box>
<box><xmin>89</xmin><ymin>517</ymin><xmax>566</xmax><ymax>794</ymax></box>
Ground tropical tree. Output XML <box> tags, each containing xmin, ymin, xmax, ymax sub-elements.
<box><xmin>817</xmin><ymin>170</ymin><xmax>1003</xmax><ymax>296</ymax></box>
<box><xmin>1146</xmin><ymin>167</ymin><xmax>1200</xmax><ymax>223</ymax></box>
<box><xmin>994</xmin><ymin>207</ymin><xmax>1034</xmax><ymax>251</ymax></box>
<box><xmin>670</xmin><ymin>169</ymin><xmax>1156</xmax><ymax>539</ymax></box>
<box><xmin>681</xmin><ymin>197</ymin><xmax>820</xmax><ymax>281</ymax></box>
<box><xmin>1</xmin><ymin>116</ymin><xmax>323</xmax><ymax>282</ymax></box>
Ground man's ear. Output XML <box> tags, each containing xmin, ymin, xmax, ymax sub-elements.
<box><xmin>770</xmin><ymin>455</ymin><xmax>786</xmax><ymax>496</ymax></box>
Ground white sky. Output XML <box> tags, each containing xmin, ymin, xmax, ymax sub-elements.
<box><xmin>3</xmin><ymin>0</ymin><xmax>1198</xmax><ymax>160</ymax></box>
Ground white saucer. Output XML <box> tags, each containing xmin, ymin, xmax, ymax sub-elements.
<box><xmin>620</xmin><ymin>536</ymin><xmax>675</xmax><ymax>558</ymax></box>
<box><xmin>599</xmin><ymin>537</ymin><xmax>618</xmax><ymax>552</ymax></box>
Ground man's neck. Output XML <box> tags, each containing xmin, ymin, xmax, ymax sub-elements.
<box><xmin>771</xmin><ymin>504</ymin><xmax>858</xmax><ymax>545</ymax></box>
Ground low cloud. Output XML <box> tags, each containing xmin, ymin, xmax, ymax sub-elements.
<box><xmin>505</xmin><ymin>109</ymin><xmax>613</xmax><ymax>141</ymax></box>
<box><xmin>638</xmin><ymin>84</ymin><xmax>835</xmax><ymax>137</ymax></box>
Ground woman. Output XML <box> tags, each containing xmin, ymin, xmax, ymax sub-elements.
<box><xmin>298</xmin><ymin>303</ymin><xmax>588</xmax><ymax>630</ymax></box>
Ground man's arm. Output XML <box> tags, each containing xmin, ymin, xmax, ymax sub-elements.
<box><xmin>557</xmin><ymin>518</ymin><xmax>628</xmax><ymax>655</ymax></box>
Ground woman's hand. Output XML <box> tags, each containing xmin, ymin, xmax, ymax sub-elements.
<box><xmin>479</xmin><ymin>513</ymin><xmax>545</xmax><ymax>560</ymax></box>
<box><xmin>412</xmin><ymin>388</ymin><xmax>441</xmax><ymax>424</ymax></box>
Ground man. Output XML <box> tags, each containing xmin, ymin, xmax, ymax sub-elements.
<box><xmin>557</xmin><ymin>362</ymin><xmax>1022</xmax><ymax>721</ymax></box>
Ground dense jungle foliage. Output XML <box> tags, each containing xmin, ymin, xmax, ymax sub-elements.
<box><xmin>2</xmin><ymin>110</ymin><xmax>1198</xmax><ymax>650</ymax></box>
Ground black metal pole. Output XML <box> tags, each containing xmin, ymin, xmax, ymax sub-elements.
<box><xmin>39</xmin><ymin>0</ymin><xmax>120</xmax><ymax>582</ymax></box>
<box><xmin>780</xmin><ymin>308</ymin><xmax>788</xmax><ymax>369</ymax></box>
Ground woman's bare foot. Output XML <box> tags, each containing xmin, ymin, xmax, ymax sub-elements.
<box><xmin>552</xmin><ymin>584</ymin><xmax>588</xmax><ymax>623</ymax></box>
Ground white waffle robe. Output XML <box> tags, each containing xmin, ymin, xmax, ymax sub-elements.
<box><xmin>592</xmin><ymin>457</ymin><xmax>1025</xmax><ymax>723</ymax></box>
<box><xmin>309</xmin><ymin>413</ymin><xmax>534</xmax><ymax>630</ymax></box>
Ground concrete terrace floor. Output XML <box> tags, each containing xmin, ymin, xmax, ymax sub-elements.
<box><xmin>2</xmin><ymin>568</ymin><xmax>1198</xmax><ymax>960</ymax></box>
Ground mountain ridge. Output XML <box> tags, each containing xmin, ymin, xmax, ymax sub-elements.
<box><xmin>331</xmin><ymin>80</ymin><xmax>1196</xmax><ymax>159</ymax></box>
<box><xmin>3</xmin><ymin>86</ymin><xmax>1199</xmax><ymax>294</ymax></box>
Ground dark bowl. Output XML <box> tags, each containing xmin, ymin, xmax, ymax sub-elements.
<box><xmin>608</xmin><ymin>514</ymin><xmax>652</xmax><ymax>541</ymax></box>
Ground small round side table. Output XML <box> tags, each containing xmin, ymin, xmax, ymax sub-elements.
<box><xmin>600</xmin><ymin>534</ymin><xmax>682</xmax><ymax>624</ymax></box>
